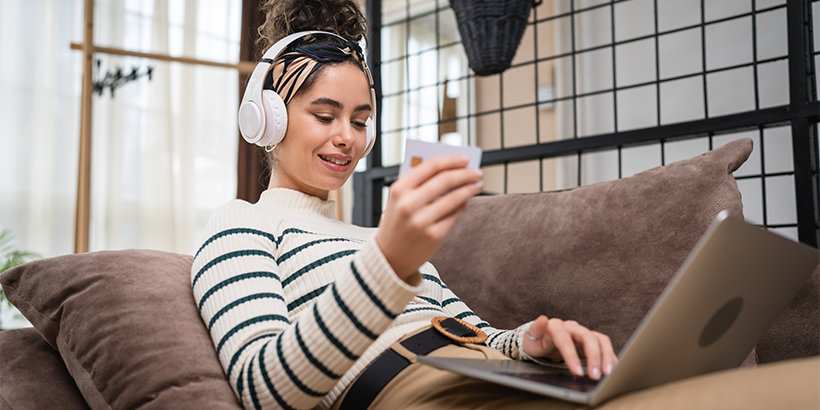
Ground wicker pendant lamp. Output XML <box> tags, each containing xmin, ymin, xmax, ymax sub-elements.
<box><xmin>449</xmin><ymin>0</ymin><xmax>537</xmax><ymax>76</ymax></box>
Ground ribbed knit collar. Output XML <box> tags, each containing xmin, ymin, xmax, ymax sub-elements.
<box><xmin>257</xmin><ymin>188</ymin><xmax>338</xmax><ymax>221</ymax></box>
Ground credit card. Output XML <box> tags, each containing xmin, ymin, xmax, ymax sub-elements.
<box><xmin>398</xmin><ymin>139</ymin><xmax>483</xmax><ymax>178</ymax></box>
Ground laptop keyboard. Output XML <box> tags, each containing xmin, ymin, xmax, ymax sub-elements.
<box><xmin>502</xmin><ymin>370</ymin><xmax>600</xmax><ymax>393</ymax></box>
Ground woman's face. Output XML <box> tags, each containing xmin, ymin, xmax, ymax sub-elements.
<box><xmin>270</xmin><ymin>62</ymin><xmax>372</xmax><ymax>200</ymax></box>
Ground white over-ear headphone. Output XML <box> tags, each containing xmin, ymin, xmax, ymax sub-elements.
<box><xmin>238</xmin><ymin>31</ymin><xmax>377</xmax><ymax>157</ymax></box>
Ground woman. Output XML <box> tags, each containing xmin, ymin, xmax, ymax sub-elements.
<box><xmin>191</xmin><ymin>1</ymin><xmax>616</xmax><ymax>409</ymax></box>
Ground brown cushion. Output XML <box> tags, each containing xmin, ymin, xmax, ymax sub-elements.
<box><xmin>755</xmin><ymin>266</ymin><xmax>819</xmax><ymax>363</ymax></box>
<box><xmin>0</xmin><ymin>250</ymin><xmax>242</xmax><ymax>410</ymax></box>
<box><xmin>0</xmin><ymin>327</ymin><xmax>90</xmax><ymax>410</ymax></box>
<box><xmin>432</xmin><ymin>138</ymin><xmax>768</xmax><ymax>366</ymax></box>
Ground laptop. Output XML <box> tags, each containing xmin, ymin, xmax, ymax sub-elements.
<box><xmin>417</xmin><ymin>211</ymin><xmax>820</xmax><ymax>406</ymax></box>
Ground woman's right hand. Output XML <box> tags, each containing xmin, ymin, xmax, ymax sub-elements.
<box><xmin>375</xmin><ymin>155</ymin><xmax>483</xmax><ymax>283</ymax></box>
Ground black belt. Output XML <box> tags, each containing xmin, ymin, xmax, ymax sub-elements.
<box><xmin>338</xmin><ymin>318</ymin><xmax>480</xmax><ymax>410</ymax></box>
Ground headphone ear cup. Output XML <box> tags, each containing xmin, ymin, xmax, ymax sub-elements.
<box><xmin>361</xmin><ymin>117</ymin><xmax>375</xmax><ymax>158</ymax></box>
<box><xmin>258</xmin><ymin>90</ymin><xmax>288</xmax><ymax>148</ymax></box>
<box><xmin>238</xmin><ymin>100</ymin><xmax>264</xmax><ymax>144</ymax></box>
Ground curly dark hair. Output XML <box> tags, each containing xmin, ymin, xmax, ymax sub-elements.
<box><xmin>257</xmin><ymin>0</ymin><xmax>367</xmax><ymax>53</ymax></box>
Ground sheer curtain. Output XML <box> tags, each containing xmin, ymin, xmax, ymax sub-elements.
<box><xmin>0</xmin><ymin>0</ymin><xmax>240</xmax><ymax>327</ymax></box>
<box><xmin>90</xmin><ymin>0</ymin><xmax>240</xmax><ymax>253</ymax></box>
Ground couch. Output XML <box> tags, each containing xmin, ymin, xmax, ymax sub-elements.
<box><xmin>1</xmin><ymin>138</ymin><xmax>818</xmax><ymax>410</ymax></box>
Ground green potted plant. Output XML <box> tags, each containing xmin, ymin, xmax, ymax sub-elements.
<box><xmin>0</xmin><ymin>228</ymin><xmax>39</xmax><ymax>329</ymax></box>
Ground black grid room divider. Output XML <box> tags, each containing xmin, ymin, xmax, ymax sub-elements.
<box><xmin>354</xmin><ymin>0</ymin><xmax>819</xmax><ymax>248</ymax></box>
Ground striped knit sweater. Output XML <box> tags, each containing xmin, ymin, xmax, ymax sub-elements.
<box><xmin>192</xmin><ymin>188</ymin><xmax>532</xmax><ymax>410</ymax></box>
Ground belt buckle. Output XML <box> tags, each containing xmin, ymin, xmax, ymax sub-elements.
<box><xmin>431</xmin><ymin>316</ymin><xmax>488</xmax><ymax>344</ymax></box>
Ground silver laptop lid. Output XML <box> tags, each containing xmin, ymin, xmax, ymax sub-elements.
<box><xmin>591</xmin><ymin>211</ymin><xmax>819</xmax><ymax>405</ymax></box>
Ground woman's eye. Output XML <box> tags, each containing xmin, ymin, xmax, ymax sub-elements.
<box><xmin>352</xmin><ymin>120</ymin><xmax>367</xmax><ymax>129</ymax></box>
<box><xmin>315</xmin><ymin>115</ymin><xmax>333</xmax><ymax>123</ymax></box>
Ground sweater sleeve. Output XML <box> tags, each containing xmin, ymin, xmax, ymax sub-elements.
<box><xmin>426</xmin><ymin>263</ymin><xmax>531</xmax><ymax>360</ymax></box>
<box><xmin>191</xmin><ymin>200</ymin><xmax>421</xmax><ymax>410</ymax></box>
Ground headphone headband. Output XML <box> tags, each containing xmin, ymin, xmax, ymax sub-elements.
<box><xmin>238</xmin><ymin>31</ymin><xmax>378</xmax><ymax>158</ymax></box>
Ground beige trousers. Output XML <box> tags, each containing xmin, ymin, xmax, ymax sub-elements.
<box><xmin>333</xmin><ymin>342</ymin><xmax>820</xmax><ymax>410</ymax></box>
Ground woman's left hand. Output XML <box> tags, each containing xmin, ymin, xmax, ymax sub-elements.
<box><xmin>522</xmin><ymin>315</ymin><xmax>617</xmax><ymax>381</ymax></box>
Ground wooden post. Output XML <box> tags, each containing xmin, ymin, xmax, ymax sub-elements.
<box><xmin>74</xmin><ymin>0</ymin><xmax>94</xmax><ymax>253</ymax></box>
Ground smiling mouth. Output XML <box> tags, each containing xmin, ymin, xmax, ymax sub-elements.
<box><xmin>318</xmin><ymin>154</ymin><xmax>350</xmax><ymax>166</ymax></box>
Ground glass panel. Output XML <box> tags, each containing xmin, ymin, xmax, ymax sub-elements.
<box><xmin>409</xmin><ymin>14</ymin><xmax>437</xmax><ymax>54</ymax></box>
<box><xmin>380</xmin><ymin>131</ymin><xmax>405</xmax><ymax>167</ymax></box>
<box><xmin>416</xmin><ymin>123</ymin><xmax>438</xmax><ymax>142</ymax></box>
<box><xmin>475</xmin><ymin>112</ymin><xmax>501</xmax><ymax>150</ymax></box>
<box><xmin>381</xmin><ymin>23</ymin><xmax>407</xmax><ymax>62</ymax></box>
<box><xmin>707</xmin><ymin>67</ymin><xmax>755</xmax><ymax>117</ymax></box>
<box><xmin>757</xmin><ymin>60</ymin><xmax>790</xmax><ymax>108</ymax></box>
<box><xmin>475</xmin><ymin>74</ymin><xmax>501</xmax><ymax>114</ymax></box>
<box><xmin>737</xmin><ymin>178</ymin><xmax>763</xmax><ymax>224</ymax></box>
<box><xmin>763</xmin><ymin>126</ymin><xmax>793</xmax><ymax>173</ymax></box>
<box><xmin>507</xmin><ymin>160</ymin><xmax>541</xmax><ymax>193</ymax></box>
<box><xmin>439</xmin><ymin>43</ymin><xmax>469</xmax><ymax>83</ymax></box>
<box><xmin>704</xmin><ymin>0</ymin><xmax>751</xmax><ymax>22</ymax></box>
<box><xmin>574</xmin><ymin>5</ymin><xmax>612</xmax><ymax>51</ymax></box>
<box><xmin>407</xmin><ymin>49</ymin><xmax>438</xmax><ymax>89</ymax></box>
<box><xmin>705</xmin><ymin>17</ymin><xmax>753</xmax><ymax>70</ymax></box>
<box><xmin>503</xmin><ymin>64</ymin><xmax>537</xmax><ymax>108</ymax></box>
<box><xmin>551</xmin><ymin>56</ymin><xmax>574</xmax><ymax>98</ymax></box>
<box><xmin>382</xmin><ymin>0</ymin><xmax>407</xmax><ymax>26</ymax></box>
<box><xmin>614</xmin><ymin>0</ymin><xmax>655</xmax><ymax>42</ymax></box>
<box><xmin>577</xmin><ymin>92</ymin><xmax>614</xmax><ymax>137</ymax></box>
<box><xmin>539</xmin><ymin>16</ymin><xmax>573</xmax><ymax>59</ymax></box>
<box><xmin>581</xmin><ymin>149</ymin><xmax>619</xmax><ymax>185</ymax></box>
<box><xmin>621</xmin><ymin>143</ymin><xmax>662</xmax><ymax>177</ymax></box>
<box><xmin>657</xmin><ymin>0</ymin><xmax>700</xmax><ymax>32</ymax></box>
<box><xmin>503</xmin><ymin>107</ymin><xmax>537</xmax><ymax>148</ymax></box>
<box><xmin>381</xmin><ymin>93</ymin><xmax>405</xmax><ymax>132</ymax></box>
<box><xmin>617</xmin><ymin>85</ymin><xmax>658</xmax><ymax>131</ymax></box>
<box><xmin>755</xmin><ymin>0</ymin><xmax>786</xmax><ymax>9</ymax></box>
<box><xmin>512</xmin><ymin>25</ymin><xmax>536</xmax><ymax>66</ymax></box>
<box><xmin>543</xmin><ymin>99</ymin><xmax>576</xmax><ymax>141</ymax></box>
<box><xmin>381</xmin><ymin>59</ymin><xmax>406</xmax><ymax>95</ymax></box>
<box><xmin>542</xmin><ymin>155</ymin><xmax>580</xmax><ymax>191</ymax></box>
<box><xmin>454</xmin><ymin>77</ymin><xmax>471</xmax><ymax>117</ymax></box>
<box><xmin>814</xmin><ymin>2</ymin><xmax>820</xmax><ymax>53</ymax></box>
<box><xmin>658</xmin><ymin>28</ymin><xmax>702</xmax><ymax>79</ymax></box>
<box><xmin>481</xmin><ymin>164</ymin><xmax>506</xmax><ymax>194</ymax></box>
<box><xmin>660</xmin><ymin>76</ymin><xmax>705</xmax><ymax>124</ymax></box>
<box><xmin>615</xmin><ymin>38</ymin><xmax>656</xmax><ymax>87</ymax></box>
<box><xmin>405</xmin><ymin>86</ymin><xmax>438</xmax><ymax>130</ymax></box>
<box><xmin>575</xmin><ymin>0</ymin><xmax>610</xmax><ymax>11</ymax></box>
<box><xmin>575</xmin><ymin>48</ymin><xmax>613</xmax><ymax>94</ymax></box>
<box><xmin>756</xmin><ymin>8</ymin><xmax>788</xmax><ymax>60</ymax></box>
<box><xmin>539</xmin><ymin>0</ymin><xmax>570</xmax><ymax>17</ymax></box>
<box><xmin>409</xmin><ymin>0</ymin><xmax>436</xmax><ymax>17</ymax></box>
<box><xmin>765</xmin><ymin>175</ymin><xmax>797</xmax><ymax>225</ymax></box>
<box><xmin>816</xmin><ymin>55</ymin><xmax>820</xmax><ymax>96</ymax></box>
<box><xmin>438</xmin><ymin>8</ymin><xmax>460</xmax><ymax>44</ymax></box>
<box><xmin>664</xmin><ymin>137</ymin><xmax>709</xmax><ymax>164</ymax></box>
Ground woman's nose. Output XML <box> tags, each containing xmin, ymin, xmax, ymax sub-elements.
<box><xmin>334</xmin><ymin>122</ymin><xmax>356</xmax><ymax>147</ymax></box>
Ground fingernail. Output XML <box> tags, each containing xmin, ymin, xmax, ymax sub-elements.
<box><xmin>606</xmin><ymin>363</ymin><xmax>613</xmax><ymax>374</ymax></box>
<box><xmin>591</xmin><ymin>367</ymin><xmax>601</xmax><ymax>379</ymax></box>
<box><xmin>575</xmin><ymin>366</ymin><xmax>584</xmax><ymax>377</ymax></box>
<box><xmin>472</xmin><ymin>169</ymin><xmax>483</xmax><ymax>177</ymax></box>
<box><xmin>474</xmin><ymin>181</ymin><xmax>484</xmax><ymax>190</ymax></box>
